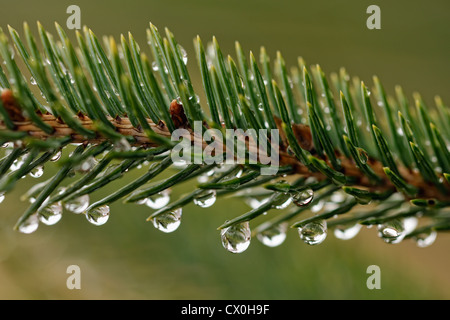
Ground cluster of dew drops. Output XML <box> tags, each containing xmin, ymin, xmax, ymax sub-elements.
<box><xmin>0</xmin><ymin>143</ymin><xmax>438</xmax><ymax>251</ymax></box>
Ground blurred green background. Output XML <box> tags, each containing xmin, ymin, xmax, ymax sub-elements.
<box><xmin>0</xmin><ymin>0</ymin><xmax>450</xmax><ymax>299</ymax></box>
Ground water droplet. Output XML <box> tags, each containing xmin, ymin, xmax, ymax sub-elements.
<box><xmin>221</xmin><ymin>221</ymin><xmax>251</xmax><ymax>253</ymax></box>
<box><xmin>86</xmin><ymin>205</ymin><xmax>110</xmax><ymax>226</ymax></box>
<box><xmin>39</xmin><ymin>202</ymin><xmax>63</xmax><ymax>225</ymax></box>
<box><xmin>245</xmin><ymin>196</ymin><xmax>269</xmax><ymax>210</ymax></box>
<box><xmin>413</xmin><ymin>229</ymin><xmax>437</xmax><ymax>248</ymax></box>
<box><xmin>151</xmin><ymin>61</ymin><xmax>159</xmax><ymax>71</ymax></box>
<box><xmin>333</xmin><ymin>223</ymin><xmax>362</xmax><ymax>240</ymax></box>
<box><xmin>197</xmin><ymin>169</ymin><xmax>215</xmax><ymax>183</ymax></box>
<box><xmin>151</xmin><ymin>208</ymin><xmax>182</xmax><ymax>233</ymax></box>
<box><xmin>0</xmin><ymin>192</ymin><xmax>4</xmax><ymax>203</ymax></box>
<box><xmin>193</xmin><ymin>190</ymin><xmax>216</xmax><ymax>208</ymax></box>
<box><xmin>29</xmin><ymin>165</ymin><xmax>44</xmax><ymax>178</ymax></box>
<box><xmin>403</xmin><ymin>216</ymin><xmax>418</xmax><ymax>234</ymax></box>
<box><xmin>357</xmin><ymin>148</ymin><xmax>369</xmax><ymax>164</ymax></box>
<box><xmin>297</xmin><ymin>219</ymin><xmax>327</xmax><ymax>245</ymax></box>
<box><xmin>64</xmin><ymin>194</ymin><xmax>90</xmax><ymax>214</ymax></box>
<box><xmin>18</xmin><ymin>214</ymin><xmax>39</xmax><ymax>234</ymax></box>
<box><xmin>377</xmin><ymin>219</ymin><xmax>404</xmax><ymax>244</ymax></box>
<box><xmin>146</xmin><ymin>189</ymin><xmax>171</xmax><ymax>209</ymax></box>
<box><xmin>292</xmin><ymin>188</ymin><xmax>314</xmax><ymax>207</ymax></box>
<box><xmin>30</xmin><ymin>77</ymin><xmax>37</xmax><ymax>85</ymax></box>
<box><xmin>113</xmin><ymin>137</ymin><xmax>131</xmax><ymax>152</ymax></box>
<box><xmin>311</xmin><ymin>200</ymin><xmax>324</xmax><ymax>213</ymax></box>
<box><xmin>75</xmin><ymin>156</ymin><xmax>98</xmax><ymax>173</ymax></box>
<box><xmin>178</xmin><ymin>44</ymin><xmax>188</xmax><ymax>64</ymax></box>
<box><xmin>330</xmin><ymin>190</ymin><xmax>347</xmax><ymax>203</ymax></box>
<box><xmin>257</xmin><ymin>103</ymin><xmax>264</xmax><ymax>111</ymax></box>
<box><xmin>256</xmin><ymin>223</ymin><xmax>288</xmax><ymax>247</ymax></box>
<box><xmin>50</xmin><ymin>150</ymin><xmax>62</xmax><ymax>162</ymax></box>
<box><xmin>10</xmin><ymin>154</ymin><xmax>27</xmax><ymax>172</ymax></box>
<box><xmin>272</xmin><ymin>192</ymin><xmax>292</xmax><ymax>209</ymax></box>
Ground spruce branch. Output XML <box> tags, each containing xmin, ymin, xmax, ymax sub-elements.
<box><xmin>0</xmin><ymin>22</ymin><xmax>448</xmax><ymax>251</ymax></box>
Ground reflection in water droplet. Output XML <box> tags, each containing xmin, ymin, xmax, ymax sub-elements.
<box><xmin>146</xmin><ymin>189</ymin><xmax>171</xmax><ymax>209</ymax></box>
<box><xmin>39</xmin><ymin>202</ymin><xmax>63</xmax><ymax>225</ymax></box>
<box><xmin>86</xmin><ymin>205</ymin><xmax>110</xmax><ymax>226</ymax></box>
<box><xmin>151</xmin><ymin>208</ymin><xmax>182</xmax><ymax>233</ymax></box>
<box><xmin>29</xmin><ymin>165</ymin><xmax>44</xmax><ymax>178</ymax></box>
<box><xmin>333</xmin><ymin>223</ymin><xmax>362</xmax><ymax>240</ymax></box>
<box><xmin>50</xmin><ymin>150</ymin><xmax>62</xmax><ymax>162</ymax></box>
<box><xmin>221</xmin><ymin>221</ymin><xmax>251</xmax><ymax>253</ymax></box>
<box><xmin>377</xmin><ymin>219</ymin><xmax>404</xmax><ymax>244</ymax></box>
<box><xmin>193</xmin><ymin>190</ymin><xmax>216</xmax><ymax>208</ymax></box>
<box><xmin>297</xmin><ymin>220</ymin><xmax>327</xmax><ymax>245</ymax></box>
<box><xmin>18</xmin><ymin>214</ymin><xmax>39</xmax><ymax>234</ymax></box>
<box><xmin>292</xmin><ymin>188</ymin><xmax>314</xmax><ymax>207</ymax></box>
<box><xmin>256</xmin><ymin>223</ymin><xmax>288</xmax><ymax>247</ymax></box>
<box><xmin>413</xmin><ymin>229</ymin><xmax>437</xmax><ymax>248</ymax></box>
<box><xmin>64</xmin><ymin>194</ymin><xmax>90</xmax><ymax>214</ymax></box>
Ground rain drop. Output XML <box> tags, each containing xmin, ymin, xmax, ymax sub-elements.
<box><xmin>75</xmin><ymin>156</ymin><xmax>98</xmax><ymax>173</ymax></box>
<box><xmin>64</xmin><ymin>194</ymin><xmax>90</xmax><ymax>214</ymax></box>
<box><xmin>297</xmin><ymin>219</ymin><xmax>327</xmax><ymax>245</ymax></box>
<box><xmin>272</xmin><ymin>192</ymin><xmax>292</xmax><ymax>209</ymax></box>
<box><xmin>151</xmin><ymin>208</ymin><xmax>182</xmax><ymax>233</ymax></box>
<box><xmin>30</xmin><ymin>77</ymin><xmax>37</xmax><ymax>85</ymax></box>
<box><xmin>18</xmin><ymin>214</ymin><xmax>39</xmax><ymax>234</ymax></box>
<box><xmin>86</xmin><ymin>205</ymin><xmax>110</xmax><ymax>226</ymax></box>
<box><xmin>310</xmin><ymin>200</ymin><xmax>324</xmax><ymax>213</ymax></box>
<box><xmin>50</xmin><ymin>150</ymin><xmax>62</xmax><ymax>162</ymax></box>
<box><xmin>193</xmin><ymin>190</ymin><xmax>217</xmax><ymax>208</ymax></box>
<box><xmin>413</xmin><ymin>229</ymin><xmax>437</xmax><ymax>248</ymax></box>
<box><xmin>146</xmin><ymin>189</ymin><xmax>171</xmax><ymax>209</ymax></box>
<box><xmin>39</xmin><ymin>202</ymin><xmax>63</xmax><ymax>226</ymax></box>
<box><xmin>333</xmin><ymin>223</ymin><xmax>362</xmax><ymax>240</ymax></box>
<box><xmin>221</xmin><ymin>221</ymin><xmax>251</xmax><ymax>253</ymax></box>
<box><xmin>0</xmin><ymin>192</ymin><xmax>4</xmax><ymax>204</ymax></box>
<box><xmin>151</xmin><ymin>61</ymin><xmax>159</xmax><ymax>71</ymax></box>
<box><xmin>292</xmin><ymin>188</ymin><xmax>314</xmax><ymax>207</ymax></box>
<box><xmin>29</xmin><ymin>165</ymin><xmax>44</xmax><ymax>178</ymax></box>
<box><xmin>256</xmin><ymin>223</ymin><xmax>288</xmax><ymax>247</ymax></box>
<box><xmin>377</xmin><ymin>219</ymin><xmax>404</xmax><ymax>244</ymax></box>
<box><xmin>178</xmin><ymin>45</ymin><xmax>188</xmax><ymax>65</ymax></box>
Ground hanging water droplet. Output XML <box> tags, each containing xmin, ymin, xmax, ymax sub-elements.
<box><xmin>403</xmin><ymin>216</ymin><xmax>418</xmax><ymax>234</ymax></box>
<box><xmin>292</xmin><ymin>188</ymin><xmax>314</xmax><ymax>207</ymax></box>
<box><xmin>193</xmin><ymin>190</ymin><xmax>216</xmax><ymax>208</ymax></box>
<box><xmin>18</xmin><ymin>214</ymin><xmax>39</xmax><ymax>234</ymax></box>
<box><xmin>272</xmin><ymin>192</ymin><xmax>292</xmax><ymax>209</ymax></box>
<box><xmin>86</xmin><ymin>205</ymin><xmax>110</xmax><ymax>226</ymax></box>
<box><xmin>75</xmin><ymin>156</ymin><xmax>98</xmax><ymax>173</ymax></box>
<box><xmin>151</xmin><ymin>208</ymin><xmax>182</xmax><ymax>233</ymax></box>
<box><xmin>377</xmin><ymin>219</ymin><xmax>404</xmax><ymax>244</ymax></box>
<box><xmin>30</xmin><ymin>77</ymin><xmax>37</xmax><ymax>85</ymax></box>
<box><xmin>64</xmin><ymin>194</ymin><xmax>90</xmax><ymax>214</ymax></box>
<box><xmin>178</xmin><ymin>44</ymin><xmax>188</xmax><ymax>65</ymax></box>
<box><xmin>152</xmin><ymin>61</ymin><xmax>159</xmax><ymax>71</ymax></box>
<box><xmin>297</xmin><ymin>219</ymin><xmax>327</xmax><ymax>245</ymax></box>
<box><xmin>0</xmin><ymin>192</ymin><xmax>5</xmax><ymax>204</ymax></box>
<box><xmin>310</xmin><ymin>200</ymin><xmax>324</xmax><ymax>213</ymax></box>
<box><xmin>221</xmin><ymin>221</ymin><xmax>251</xmax><ymax>253</ymax></box>
<box><xmin>10</xmin><ymin>154</ymin><xmax>27</xmax><ymax>172</ymax></box>
<box><xmin>413</xmin><ymin>229</ymin><xmax>437</xmax><ymax>248</ymax></box>
<box><xmin>39</xmin><ymin>202</ymin><xmax>63</xmax><ymax>226</ymax></box>
<box><xmin>146</xmin><ymin>189</ymin><xmax>171</xmax><ymax>209</ymax></box>
<box><xmin>333</xmin><ymin>223</ymin><xmax>362</xmax><ymax>240</ymax></box>
<box><xmin>29</xmin><ymin>165</ymin><xmax>44</xmax><ymax>178</ymax></box>
<box><xmin>50</xmin><ymin>150</ymin><xmax>62</xmax><ymax>162</ymax></box>
<box><xmin>256</xmin><ymin>223</ymin><xmax>288</xmax><ymax>247</ymax></box>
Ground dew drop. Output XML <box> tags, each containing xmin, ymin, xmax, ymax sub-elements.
<box><xmin>151</xmin><ymin>208</ymin><xmax>182</xmax><ymax>233</ymax></box>
<box><xmin>113</xmin><ymin>137</ymin><xmax>131</xmax><ymax>152</ymax></box>
<box><xmin>0</xmin><ymin>192</ymin><xmax>4</xmax><ymax>204</ymax></box>
<box><xmin>64</xmin><ymin>194</ymin><xmax>90</xmax><ymax>214</ymax></box>
<box><xmin>292</xmin><ymin>188</ymin><xmax>314</xmax><ymax>207</ymax></box>
<box><xmin>30</xmin><ymin>77</ymin><xmax>37</xmax><ymax>85</ymax></box>
<box><xmin>75</xmin><ymin>156</ymin><xmax>98</xmax><ymax>173</ymax></box>
<box><xmin>18</xmin><ymin>214</ymin><xmax>39</xmax><ymax>234</ymax></box>
<box><xmin>146</xmin><ymin>189</ymin><xmax>171</xmax><ymax>209</ymax></box>
<box><xmin>310</xmin><ymin>200</ymin><xmax>324</xmax><ymax>213</ymax></box>
<box><xmin>297</xmin><ymin>219</ymin><xmax>327</xmax><ymax>245</ymax></box>
<box><xmin>193</xmin><ymin>190</ymin><xmax>216</xmax><ymax>208</ymax></box>
<box><xmin>221</xmin><ymin>221</ymin><xmax>251</xmax><ymax>253</ymax></box>
<box><xmin>29</xmin><ymin>165</ymin><xmax>44</xmax><ymax>178</ymax></box>
<box><xmin>178</xmin><ymin>45</ymin><xmax>188</xmax><ymax>65</ymax></box>
<box><xmin>197</xmin><ymin>169</ymin><xmax>215</xmax><ymax>183</ymax></box>
<box><xmin>272</xmin><ymin>192</ymin><xmax>292</xmax><ymax>209</ymax></box>
<box><xmin>86</xmin><ymin>205</ymin><xmax>110</xmax><ymax>226</ymax></box>
<box><xmin>333</xmin><ymin>223</ymin><xmax>362</xmax><ymax>240</ymax></box>
<box><xmin>413</xmin><ymin>229</ymin><xmax>437</xmax><ymax>248</ymax></box>
<box><xmin>257</xmin><ymin>103</ymin><xmax>264</xmax><ymax>111</ymax></box>
<box><xmin>377</xmin><ymin>219</ymin><xmax>404</xmax><ymax>244</ymax></box>
<box><xmin>357</xmin><ymin>148</ymin><xmax>369</xmax><ymax>164</ymax></box>
<box><xmin>50</xmin><ymin>150</ymin><xmax>62</xmax><ymax>162</ymax></box>
<box><xmin>39</xmin><ymin>202</ymin><xmax>63</xmax><ymax>226</ymax></box>
<box><xmin>256</xmin><ymin>223</ymin><xmax>288</xmax><ymax>247</ymax></box>
<box><xmin>245</xmin><ymin>196</ymin><xmax>269</xmax><ymax>210</ymax></box>
<box><xmin>10</xmin><ymin>155</ymin><xmax>27</xmax><ymax>172</ymax></box>
<box><xmin>403</xmin><ymin>216</ymin><xmax>418</xmax><ymax>234</ymax></box>
<box><xmin>151</xmin><ymin>61</ymin><xmax>159</xmax><ymax>71</ymax></box>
